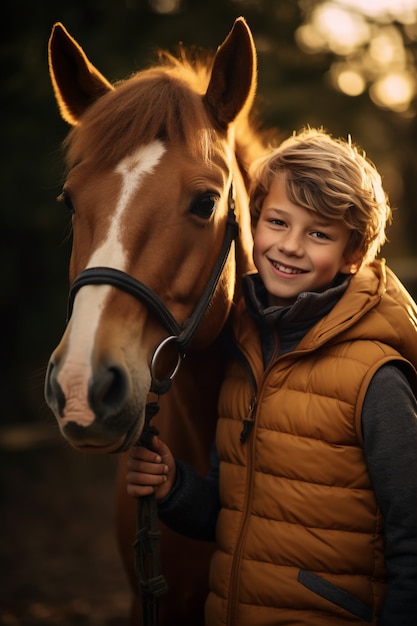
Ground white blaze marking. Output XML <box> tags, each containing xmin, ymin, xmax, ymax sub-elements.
<box><xmin>88</xmin><ymin>141</ymin><xmax>166</xmax><ymax>269</ymax></box>
<box><xmin>58</xmin><ymin>141</ymin><xmax>166</xmax><ymax>422</ymax></box>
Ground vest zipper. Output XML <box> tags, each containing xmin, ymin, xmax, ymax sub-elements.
<box><xmin>227</xmin><ymin>332</ymin><xmax>280</xmax><ymax>625</ymax></box>
<box><xmin>226</xmin><ymin>343</ymin><xmax>258</xmax><ymax>443</ymax></box>
<box><xmin>222</xmin><ymin>343</ymin><xmax>257</xmax><ymax>625</ymax></box>
<box><xmin>227</xmin><ymin>398</ymin><xmax>257</xmax><ymax>626</ymax></box>
<box><xmin>240</xmin><ymin>395</ymin><xmax>257</xmax><ymax>443</ymax></box>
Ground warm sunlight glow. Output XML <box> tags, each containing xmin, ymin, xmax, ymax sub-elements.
<box><xmin>370</xmin><ymin>72</ymin><xmax>415</xmax><ymax>111</ymax></box>
<box><xmin>338</xmin><ymin>0</ymin><xmax>417</xmax><ymax>22</ymax></box>
<box><xmin>368</xmin><ymin>31</ymin><xmax>405</xmax><ymax>67</ymax></box>
<box><xmin>297</xmin><ymin>0</ymin><xmax>417</xmax><ymax>112</ymax></box>
<box><xmin>336</xmin><ymin>70</ymin><xmax>366</xmax><ymax>96</ymax></box>
<box><xmin>295</xmin><ymin>24</ymin><xmax>325</xmax><ymax>53</ymax></box>
<box><xmin>148</xmin><ymin>0</ymin><xmax>181</xmax><ymax>14</ymax></box>
<box><xmin>298</xmin><ymin>4</ymin><xmax>370</xmax><ymax>54</ymax></box>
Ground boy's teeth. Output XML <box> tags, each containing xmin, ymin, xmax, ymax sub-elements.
<box><xmin>272</xmin><ymin>261</ymin><xmax>302</xmax><ymax>274</ymax></box>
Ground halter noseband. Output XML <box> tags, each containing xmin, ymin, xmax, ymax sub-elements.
<box><xmin>66</xmin><ymin>186</ymin><xmax>238</xmax><ymax>394</ymax></box>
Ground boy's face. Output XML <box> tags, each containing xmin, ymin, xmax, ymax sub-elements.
<box><xmin>253</xmin><ymin>174</ymin><xmax>358</xmax><ymax>306</ymax></box>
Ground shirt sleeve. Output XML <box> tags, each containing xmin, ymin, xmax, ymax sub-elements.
<box><xmin>362</xmin><ymin>363</ymin><xmax>417</xmax><ymax>626</ymax></box>
<box><xmin>156</xmin><ymin>443</ymin><xmax>220</xmax><ymax>541</ymax></box>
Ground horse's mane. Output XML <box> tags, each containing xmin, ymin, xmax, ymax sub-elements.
<box><xmin>63</xmin><ymin>48</ymin><xmax>269</xmax><ymax>172</ymax></box>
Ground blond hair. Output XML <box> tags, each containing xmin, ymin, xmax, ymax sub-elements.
<box><xmin>249</xmin><ymin>128</ymin><xmax>392</xmax><ymax>265</ymax></box>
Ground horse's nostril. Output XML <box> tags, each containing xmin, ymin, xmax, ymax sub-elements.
<box><xmin>45</xmin><ymin>360</ymin><xmax>66</xmax><ymax>417</ymax></box>
<box><xmin>103</xmin><ymin>366</ymin><xmax>129</xmax><ymax>410</ymax></box>
<box><xmin>89</xmin><ymin>364</ymin><xmax>130</xmax><ymax>420</ymax></box>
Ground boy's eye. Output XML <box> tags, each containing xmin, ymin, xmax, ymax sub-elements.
<box><xmin>312</xmin><ymin>231</ymin><xmax>330</xmax><ymax>240</ymax></box>
<box><xmin>269</xmin><ymin>218</ymin><xmax>286</xmax><ymax>227</ymax></box>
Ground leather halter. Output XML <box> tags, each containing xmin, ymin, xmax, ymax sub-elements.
<box><xmin>66</xmin><ymin>186</ymin><xmax>239</xmax><ymax>394</ymax></box>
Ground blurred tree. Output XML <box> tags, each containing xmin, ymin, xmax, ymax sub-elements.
<box><xmin>1</xmin><ymin>0</ymin><xmax>416</xmax><ymax>424</ymax></box>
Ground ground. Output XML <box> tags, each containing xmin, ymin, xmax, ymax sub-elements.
<box><xmin>0</xmin><ymin>421</ymin><xmax>133</xmax><ymax>626</ymax></box>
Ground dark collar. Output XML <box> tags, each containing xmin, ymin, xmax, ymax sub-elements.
<box><xmin>241</xmin><ymin>272</ymin><xmax>352</xmax><ymax>363</ymax></box>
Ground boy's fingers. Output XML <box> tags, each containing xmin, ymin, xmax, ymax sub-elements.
<box><xmin>126</xmin><ymin>470</ymin><xmax>167</xmax><ymax>487</ymax></box>
<box><xmin>129</xmin><ymin>445</ymin><xmax>161</xmax><ymax>463</ymax></box>
<box><xmin>128</xmin><ymin>460</ymin><xmax>168</xmax><ymax>475</ymax></box>
<box><xmin>126</xmin><ymin>484</ymin><xmax>156</xmax><ymax>497</ymax></box>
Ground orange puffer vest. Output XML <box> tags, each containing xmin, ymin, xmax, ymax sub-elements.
<box><xmin>205</xmin><ymin>261</ymin><xmax>417</xmax><ymax>626</ymax></box>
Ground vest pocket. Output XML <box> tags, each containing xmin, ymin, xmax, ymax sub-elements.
<box><xmin>298</xmin><ymin>570</ymin><xmax>373</xmax><ymax>623</ymax></box>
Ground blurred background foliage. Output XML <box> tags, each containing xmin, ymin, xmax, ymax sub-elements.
<box><xmin>2</xmin><ymin>0</ymin><xmax>417</xmax><ymax>425</ymax></box>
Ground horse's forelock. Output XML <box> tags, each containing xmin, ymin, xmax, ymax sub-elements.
<box><xmin>64</xmin><ymin>54</ymin><xmax>224</xmax><ymax>168</ymax></box>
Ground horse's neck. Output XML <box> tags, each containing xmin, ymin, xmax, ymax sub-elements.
<box><xmin>231</xmin><ymin>117</ymin><xmax>269</xmax><ymax>298</ymax></box>
<box><xmin>233</xmin><ymin>161</ymin><xmax>255</xmax><ymax>301</ymax></box>
<box><xmin>152</xmin><ymin>156</ymin><xmax>255</xmax><ymax>470</ymax></box>
<box><xmin>154</xmin><ymin>342</ymin><xmax>223</xmax><ymax>472</ymax></box>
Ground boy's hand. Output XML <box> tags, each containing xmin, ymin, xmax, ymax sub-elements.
<box><xmin>126</xmin><ymin>435</ymin><xmax>176</xmax><ymax>500</ymax></box>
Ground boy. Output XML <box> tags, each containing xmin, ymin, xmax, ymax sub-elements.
<box><xmin>127</xmin><ymin>128</ymin><xmax>417</xmax><ymax>625</ymax></box>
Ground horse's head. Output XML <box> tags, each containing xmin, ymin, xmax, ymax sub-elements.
<box><xmin>45</xmin><ymin>18</ymin><xmax>260</xmax><ymax>452</ymax></box>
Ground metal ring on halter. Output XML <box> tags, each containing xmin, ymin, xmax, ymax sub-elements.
<box><xmin>150</xmin><ymin>335</ymin><xmax>182</xmax><ymax>390</ymax></box>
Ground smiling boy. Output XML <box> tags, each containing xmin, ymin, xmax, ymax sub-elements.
<box><xmin>127</xmin><ymin>128</ymin><xmax>417</xmax><ymax>625</ymax></box>
<box><xmin>253</xmin><ymin>174</ymin><xmax>357</xmax><ymax>304</ymax></box>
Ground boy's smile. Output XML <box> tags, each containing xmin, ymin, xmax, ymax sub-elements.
<box><xmin>253</xmin><ymin>175</ymin><xmax>357</xmax><ymax>306</ymax></box>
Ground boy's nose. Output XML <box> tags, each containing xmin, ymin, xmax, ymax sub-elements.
<box><xmin>278</xmin><ymin>232</ymin><xmax>303</xmax><ymax>256</ymax></box>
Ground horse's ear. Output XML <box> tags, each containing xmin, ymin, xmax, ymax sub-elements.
<box><xmin>204</xmin><ymin>17</ymin><xmax>257</xmax><ymax>129</ymax></box>
<box><xmin>48</xmin><ymin>22</ymin><xmax>113</xmax><ymax>125</ymax></box>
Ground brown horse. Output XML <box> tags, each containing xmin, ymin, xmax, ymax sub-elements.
<box><xmin>45</xmin><ymin>18</ymin><xmax>268</xmax><ymax>625</ymax></box>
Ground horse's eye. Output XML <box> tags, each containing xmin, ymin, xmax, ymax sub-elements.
<box><xmin>190</xmin><ymin>193</ymin><xmax>218</xmax><ymax>220</ymax></box>
<box><xmin>59</xmin><ymin>190</ymin><xmax>75</xmax><ymax>215</ymax></box>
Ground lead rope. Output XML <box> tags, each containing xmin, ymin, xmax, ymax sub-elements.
<box><xmin>133</xmin><ymin>400</ymin><xmax>169</xmax><ymax>626</ymax></box>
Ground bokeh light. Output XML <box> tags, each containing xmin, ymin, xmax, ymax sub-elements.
<box><xmin>297</xmin><ymin>0</ymin><xmax>417</xmax><ymax>111</ymax></box>
<box><xmin>370</xmin><ymin>72</ymin><xmax>416</xmax><ymax>111</ymax></box>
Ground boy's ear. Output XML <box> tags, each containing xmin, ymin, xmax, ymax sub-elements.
<box><xmin>341</xmin><ymin>252</ymin><xmax>363</xmax><ymax>274</ymax></box>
